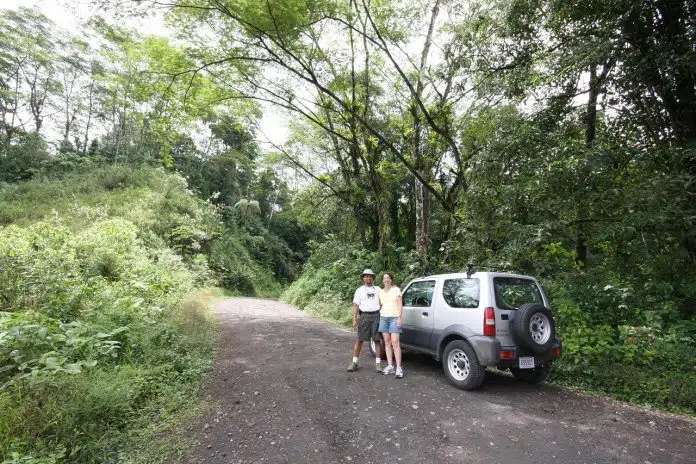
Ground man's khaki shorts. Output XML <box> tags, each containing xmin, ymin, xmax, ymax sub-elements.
<box><xmin>357</xmin><ymin>311</ymin><xmax>381</xmax><ymax>342</ymax></box>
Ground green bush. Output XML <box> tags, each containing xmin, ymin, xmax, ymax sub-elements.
<box><xmin>0</xmin><ymin>167</ymin><xmax>222</xmax><ymax>462</ymax></box>
<box><xmin>549</xmin><ymin>283</ymin><xmax>696</xmax><ymax>413</ymax></box>
<box><xmin>209</xmin><ymin>231</ymin><xmax>281</xmax><ymax>297</ymax></box>
<box><xmin>282</xmin><ymin>237</ymin><xmax>423</xmax><ymax>325</ymax></box>
<box><xmin>0</xmin><ymin>133</ymin><xmax>51</xmax><ymax>184</ymax></box>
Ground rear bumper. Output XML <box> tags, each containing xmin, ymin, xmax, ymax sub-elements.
<box><xmin>495</xmin><ymin>338</ymin><xmax>563</xmax><ymax>369</ymax></box>
<box><xmin>468</xmin><ymin>335</ymin><xmax>502</xmax><ymax>366</ymax></box>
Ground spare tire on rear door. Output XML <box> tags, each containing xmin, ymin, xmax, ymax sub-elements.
<box><xmin>512</xmin><ymin>303</ymin><xmax>555</xmax><ymax>354</ymax></box>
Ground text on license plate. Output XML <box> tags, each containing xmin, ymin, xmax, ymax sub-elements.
<box><xmin>519</xmin><ymin>357</ymin><xmax>535</xmax><ymax>369</ymax></box>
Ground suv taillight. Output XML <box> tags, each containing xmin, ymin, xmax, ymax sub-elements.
<box><xmin>483</xmin><ymin>307</ymin><xmax>496</xmax><ymax>336</ymax></box>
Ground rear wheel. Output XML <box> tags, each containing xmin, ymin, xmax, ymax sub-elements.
<box><xmin>442</xmin><ymin>340</ymin><xmax>486</xmax><ymax>390</ymax></box>
<box><xmin>510</xmin><ymin>362</ymin><xmax>550</xmax><ymax>384</ymax></box>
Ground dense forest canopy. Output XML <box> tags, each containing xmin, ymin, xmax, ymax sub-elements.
<box><xmin>1</xmin><ymin>0</ymin><xmax>695</xmax><ymax>461</ymax></box>
<box><xmin>91</xmin><ymin>0</ymin><xmax>696</xmax><ymax>266</ymax></box>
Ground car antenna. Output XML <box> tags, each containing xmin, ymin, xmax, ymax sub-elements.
<box><xmin>466</xmin><ymin>263</ymin><xmax>474</xmax><ymax>278</ymax></box>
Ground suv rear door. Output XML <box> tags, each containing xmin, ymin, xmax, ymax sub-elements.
<box><xmin>490</xmin><ymin>276</ymin><xmax>547</xmax><ymax>347</ymax></box>
<box><xmin>401</xmin><ymin>279</ymin><xmax>437</xmax><ymax>348</ymax></box>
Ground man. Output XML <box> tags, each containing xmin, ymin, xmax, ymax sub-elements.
<box><xmin>347</xmin><ymin>269</ymin><xmax>383</xmax><ymax>372</ymax></box>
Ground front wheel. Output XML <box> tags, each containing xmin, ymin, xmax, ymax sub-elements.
<box><xmin>442</xmin><ymin>340</ymin><xmax>486</xmax><ymax>390</ymax></box>
<box><xmin>510</xmin><ymin>362</ymin><xmax>550</xmax><ymax>384</ymax></box>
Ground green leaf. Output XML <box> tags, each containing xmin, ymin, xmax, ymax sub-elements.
<box><xmin>63</xmin><ymin>362</ymin><xmax>83</xmax><ymax>374</ymax></box>
<box><xmin>43</xmin><ymin>356</ymin><xmax>67</xmax><ymax>370</ymax></box>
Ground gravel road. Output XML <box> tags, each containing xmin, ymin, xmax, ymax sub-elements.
<box><xmin>177</xmin><ymin>297</ymin><xmax>696</xmax><ymax>464</ymax></box>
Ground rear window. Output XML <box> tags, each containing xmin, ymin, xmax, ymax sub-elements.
<box><xmin>494</xmin><ymin>277</ymin><xmax>543</xmax><ymax>310</ymax></box>
<box><xmin>402</xmin><ymin>280</ymin><xmax>436</xmax><ymax>307</ymax></box>
<box><xmin>442</xmin><ymin>278</ymin><xmax>480</xmax><ymax>308</ymax></box>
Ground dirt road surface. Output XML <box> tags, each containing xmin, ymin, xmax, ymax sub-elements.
<box><xmin>177</xmin><ymin>298</ymin><xmax>696</xmax><ymax>464</ymax></box>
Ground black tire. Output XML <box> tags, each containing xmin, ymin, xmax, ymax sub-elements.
<box><xmin>441</xmin><ymin>340</ymin><xmax>486</xmax><ymax>390</ymax></box>
<box><xmin>513</xmin><ymin>303</ymin><xmax>556</xmax><ymax>354</ymax></box>
<box><xmin>368</xmin><ymin>338</ymin><xmax>383</xmax><ymax>358</ymax></box>
<box><xmin>510</xmin><ymin>362</ymin><xmax>551</xmax><ymax>384</ymax></box>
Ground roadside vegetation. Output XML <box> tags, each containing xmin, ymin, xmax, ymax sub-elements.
<box><xmin>0</xmin><ymin>165</ymin><xmax>303</xmax><ymax>462</ymax></box>
<box><xmin>0</xmin><ymin>166</ymin><xmax>219</xmax><ymax>462</ymax></box>
<box><xmin>0</xmin><ymin>6</ymin><xmax>310</xmax><ymax>461</ymax></box>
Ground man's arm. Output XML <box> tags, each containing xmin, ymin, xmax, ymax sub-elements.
<box><xmin>352</xmin><ymin>303</ymin><xmax>359</xmax><ymax>329</ymax></box>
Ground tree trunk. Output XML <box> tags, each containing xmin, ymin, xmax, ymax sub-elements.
<box><xmin>83</xmin><ymin>78</ymin><xmax>95</xmax><ymax>156</ymax></box>
<box><xmin>353</xmin><ymin>203</ymin><xmax>369</xmax><ymax>246</ymax></box>
<box><xmin>576</xmin><ymin>64</ymin><xmax>599</xmax><ymax>269</ymax></box>
<box><xmin>657</xmin><ymin>0</ymin><xmax>696</xmax><ymax>145</ymax></box>
<box><xmin>390</xmin><ymin>195</ymin><xmax>400</xmax><ymax>247</ymax></box>
<box><xmin>369</xmin><ymin>217</ymin><xmax>379</xmax><ymax>251</ymax></box>
<box><xmin>377</xmin><ymin>196</ymin><xmax>391</xmax><ymax>256</ymax></box>
<box><xmin>412</xmin><ymin>0</ymin><xmax>440</xmax><ymax>258</ymax></box>
<box><xmin>415</xmin><ymin>179</ymin><xmax>430</xmax><ymax>256</ymax></box>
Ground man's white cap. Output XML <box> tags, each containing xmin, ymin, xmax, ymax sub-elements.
<box><xmin>360</xmin><ymin>269</ymin><xmax>376</xmax><ymax>277</ymax></box>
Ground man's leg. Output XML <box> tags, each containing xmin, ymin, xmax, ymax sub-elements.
<box><xmin>352</xmin><ymin>340</ymin><xmax>363</xmax><ymax>357</ymax></box>
<box><xmin>347</xmin><ymin>340</ymin><xmax>363</xmax><ymax>371</ymax></box>
<box><xmin>371</xmin><ymin>315</ymin><xmax>383</xmax><ymax>371</ymax></box>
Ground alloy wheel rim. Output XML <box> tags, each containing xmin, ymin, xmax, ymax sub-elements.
<box><xmin>530</xmin><ymin>313</ymin><xmax>551</xmax><ymax>344</ymax></box>
<box><xmin>448</xmin><ymin>349</ymin><xmax>470</xmax><ymax>381</ymax></box>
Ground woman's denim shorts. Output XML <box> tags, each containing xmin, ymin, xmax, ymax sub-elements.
<box><xmin>378</xmin><ymin>316</ymin><xmax>402</xmax><ymax>333</ymax></box>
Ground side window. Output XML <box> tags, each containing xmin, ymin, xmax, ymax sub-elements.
<box><xmin>494</xmin><ymin>278</ymin><xmax>543</xmax><ymax>310</ymax></box>
<box><xmin>442</xmin><ymin>278</ymin><xmax>480</xmax><ymax>308</ymax></box>
<box><xmin>402</xmin><ymin>280</ymin><xmax>436</xmax><ymax>307</ymax></box>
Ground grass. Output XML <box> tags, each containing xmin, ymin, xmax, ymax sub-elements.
<box><xmin>0</xmin><ymin>287</ymin><xmax>222</xmax><ymax>464</ymax></box>
<box><xmin>118</xmin><ymin>288</ymin><xmax>224</xmax><ymax>464</ymax></box>
<box><xmin>0</xmin><ymin>166</ymin><xmax>167</xmax><ymax>228</ymax></box>
<box><xmin>302</xmin><ymin>298</ymin><xmax>353</xmax><ymax>327</ymax></box>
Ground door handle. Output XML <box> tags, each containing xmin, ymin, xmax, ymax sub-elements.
<box><xmin>422</xmin><ymin>312</ymin><xmax>429</xmax><ymax>316</ymax></box>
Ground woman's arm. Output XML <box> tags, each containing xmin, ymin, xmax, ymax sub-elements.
<box><xmin>397</xmin><ymin>292</ymin><xmax>403</xmax><ymax>327</ymax></box>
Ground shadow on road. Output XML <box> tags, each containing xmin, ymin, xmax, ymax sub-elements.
<box><xmin>401</xmin><ymin>350</ymin><xmax>562</xmax><ymax>394</ymax></box>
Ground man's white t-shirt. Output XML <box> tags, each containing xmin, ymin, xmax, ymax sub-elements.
<box><xmin>353</xmin><ymin>285</ymin><xmax>381</xmax><ymax>313</ymax></box>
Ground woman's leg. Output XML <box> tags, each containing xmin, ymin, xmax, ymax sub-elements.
<box><xmin>391</xmin><ymin>332</ymin><xmax>402</xmax><ymax>368</ymax></box>
<box><xmin>382</xmin><ymin>331</ymin><xmax>394</xmax><ymax>366</ymax></box>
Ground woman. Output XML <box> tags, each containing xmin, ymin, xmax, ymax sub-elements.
<box><xmin>378</xmin><ymin>272</ymin><xmax>404</xmax><ymax>378</ymax></box>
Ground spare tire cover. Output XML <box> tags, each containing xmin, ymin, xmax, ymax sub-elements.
<box><xmin>512</xmin><ymin>303</ymin><xmax>556</xmax><ymax>354</ymax></box>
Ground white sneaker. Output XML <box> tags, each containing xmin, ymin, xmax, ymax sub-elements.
<box><xmin>382</xmin><ymin>365</ymin><xmax>395</xmax><ymax>375</ymax></box>
<box><xmin>395</xmin><ymin>367</ymin><xmax>403</xmax><ymax>378</ymax></box>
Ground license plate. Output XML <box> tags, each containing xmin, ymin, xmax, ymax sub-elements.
<box><xmin>519</xmin><ymin>357</ymin><xmax>535</xmax><ymax>369</ymax></box>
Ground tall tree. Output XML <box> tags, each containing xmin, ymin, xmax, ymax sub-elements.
<box><xmin>104</xmin><ymin>0</ymin><xmax>487</xmax><ymax>254</ymax></box>
<box><xmin>0</xmin><ymin>7</ymin><xmax>59</xmax><ymax>142</ymax></box>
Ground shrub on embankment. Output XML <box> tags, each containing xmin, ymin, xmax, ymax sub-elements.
<box><xmin>283</xmin><ymin>239</ymin><xmax>696</xmax><ymax>415</ymax></box>
<box><xmin>0</xmin><ymin>166</ymin><xmax>232</xmax><ymax>462</ymax></box>
<box><xmin>282</xmin><ymin>239</ymin><xmax>422</xmax><ymax>326</ymax></box>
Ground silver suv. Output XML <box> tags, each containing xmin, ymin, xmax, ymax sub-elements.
<box><xmin>371</xmin><ymin>270</ymin><xmax>562</xmax><ymax>389</ymax></box>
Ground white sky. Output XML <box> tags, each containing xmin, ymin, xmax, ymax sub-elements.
<box><xmin>2</xmin><ymin>0</ymin><xmax>290</xmax><ymax>145</ymax></box>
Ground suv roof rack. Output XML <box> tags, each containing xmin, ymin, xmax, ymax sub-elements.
<box><xmin>466</xmin><ymin>263</ymin><xmax>474</xmax><ymax>278</ymax></box>
<box><xmin>464</xmin><ymin>263</ymin><xmax>525</xmax><ymax>275</ymax></box>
